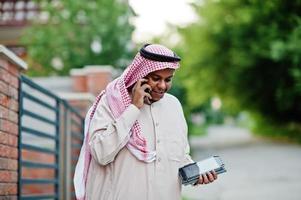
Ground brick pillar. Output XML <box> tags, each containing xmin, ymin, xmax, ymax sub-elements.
<box><xmin>0</xmin><ymin>45</ymin><xmax>27</xmax><ymax>199</ymax></box>
<box><xmin>70</xmin><ymin>68</ymin><xmax>88</xmax><ymax>93</ymax></box>
<box><xmin>84</xmin><ymin>65</ymin><xmax>113</xmax><ymax>96</ymax></box>
<box><xmin>69</xmin><ymin>65</ymin><xmax>114</xmax><ymax>114</ymax></box>
<box><xmin>70</xmin><ymin>65</ymin><xmax>113</xmax><ymax>96</ymax></box>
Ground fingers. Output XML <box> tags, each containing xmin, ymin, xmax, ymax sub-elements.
<box><xmin>132</xmin><ymin>78</ymin><xmax>146</xmax><ymax>90</ymax></box>
<box><xmin>211</xmin><ymin>170</ymin><xmax>218</xmax><ymax>180</ymax></box>
<box><xmin>135</xmin><ymin>79</ymin><xmax>152</xmax><ymax>97</ymax></box>
<box><xmin>144</xmin><ymin>96</ymin><xmax>151</xmax><ymax>105</ymax></box>
<box><xmin>145</xmin><ymin>92</ymin><xmax>152</xmax><ymax>99</ymax></box>
<box><xmin>202</xmin><ymin>173</ymin><xmax>209</xmax><ymax>184</ymax></box>
<box><xmin>140</xmin><ymin>83</ymin><xmax>152</xmax><ymax>93</ymax></box>
<box><xmin>132</xmin><ymin>79</ymin><xmax>150</xmax><ymax>93</ymax></box>
<box><xmin>196</xmin><ymin>171</ymin><xmax>218</xmax><ymax>186</ymax></box>
<box><xmin>135</xmin><ymin>78</ymin><xmax>148</xmax><ymax>88</ymax></box>
<box><xmin>197</xmin><ymin>175</ymin><xmax>203</xmax><ymax>185</ymax></box>
<box><xmin>206</xmin><ymin>172</ymin><xmax>215</xmax><ymax>182</ymax></box>
<box><xmin>131</xmin><ymin>78</ymin><xmax>151</xmax><ymax>109</ymax></box>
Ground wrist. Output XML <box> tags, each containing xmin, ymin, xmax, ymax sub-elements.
<box><xmin>132</xmin><ymin>101</ymin><xmax>142</xmax><ymax>109</ymax></box>
<box><xmin>133</xmin><ymin>103</ymin><xmax>141</xmax><ymax>109</ymax></box>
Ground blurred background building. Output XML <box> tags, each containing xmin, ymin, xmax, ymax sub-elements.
<box><xmin>0</xmin><ymin>0</ymin><xmax>39</xmax><ymax>58</ymax></box>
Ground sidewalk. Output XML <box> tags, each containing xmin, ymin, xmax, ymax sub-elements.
<box><xmin>182</xmin><ymin>125</ymin><xmax>301</xmax><ymax>200</ymax></box>
<box><xmin>189</xmin><ymin>125</ymin><xmax>259</xmax><ymax>149</ymax></box>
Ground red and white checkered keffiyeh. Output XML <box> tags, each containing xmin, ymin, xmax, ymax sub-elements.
<box><xmin>74</xmin><ymin>44</ymin><xmax>180</xmax><ymax>200</ymax></box>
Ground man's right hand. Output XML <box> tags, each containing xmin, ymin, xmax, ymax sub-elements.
<box><xmin>131</xmin><ymin>79</ymin><xmax>152</xmax><ymax>109</ymax></box>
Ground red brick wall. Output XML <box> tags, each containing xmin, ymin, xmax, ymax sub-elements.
<box><xmin>86</xmin><ymin>69</ymin><xmax>112</xmax><ymax>96</ymax></box>
<box><xmin>71</xmin><ymin>66</ymin><xmax>113</xmax><ymax>96</ymax></box>
<box><xmin>0</xmin><ymin>55</ymin><xmax>20</xmax><ymax>200</ymax></box>
<box><xmin>71</xmin><ymin>74</ymin><xmax>87</xmax><ymax>93</ymax></box>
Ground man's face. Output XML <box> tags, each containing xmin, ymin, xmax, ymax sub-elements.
<box><xmin>145</xmin><ymin>68</ymin><xmax>175</xmax><ymax>102</ymax></box>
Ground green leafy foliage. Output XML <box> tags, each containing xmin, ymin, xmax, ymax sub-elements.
<box><xmin>250</xmin><ymin>112</ymin><xmax>301</xmax><ymax>143</ymax></box>
<box><xmin>22</xmin><ymin>0</ymin><xmax>135</xmax><ymax>76</ymax></box>
<box><xmin>178</xmin><ymin>0</ymin><xmax>301</xmax><ymax>125</ymax></box>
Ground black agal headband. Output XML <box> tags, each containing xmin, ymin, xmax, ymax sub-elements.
<box><xmin>139</xmin><ymin>44</ymin><xmax>181</xmax><ymax>62</ymax></box>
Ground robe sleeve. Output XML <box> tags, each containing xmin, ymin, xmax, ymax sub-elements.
<box><xmin>182</xmin><ymin>120</ymin><xmax>194</xmax><ymax>166</ymax></box>
<box><xmin>178</xmin><ymin>101</ymin><xmax>194</xmax><ymax>167</ymax></box>
<box><xmin>88</xmin><ymin>100</ymin><xmax>140</xmax><ymax>166</ymax></box>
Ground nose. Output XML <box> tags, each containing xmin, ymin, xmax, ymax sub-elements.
<box><xmin>157</xmin><ymin>80</ymin><xmax>167</xmax><ymax>91</ymax></box>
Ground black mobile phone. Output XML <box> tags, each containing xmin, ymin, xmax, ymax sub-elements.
<box><xmin>144</xmin><ymin>87</ymin><xmax>151</xmax><ymax>94</ymax></box>
<box><xmin>142</xmin><ymin>81</ymin><xmax>151</xmax><ymax>104</ymax></box>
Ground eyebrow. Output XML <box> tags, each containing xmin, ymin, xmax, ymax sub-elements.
<box><xmin>149</xmin><ymin>74</ymin><xmax>174</xmax><ymax>79</ymax></box>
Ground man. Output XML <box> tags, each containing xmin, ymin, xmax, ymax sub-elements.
<box><xmin>74</xmin><ymin>44</ymin><xmax>217</xmax><ymax>200</ymax></box>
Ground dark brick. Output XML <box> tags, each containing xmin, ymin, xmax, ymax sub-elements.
<box><xmin>8</xmin><ymin>99</ymin><xmax>18</xmax><ymax>112</ymax></box>
<box><xmin>0</xmin><ymin>183</ymin><xmax>17</xmax><ymax>195</ymax></box>
<box><xmin>0</xmin><ymin>119</ymin><xmax>18</xmax><ymax>135</ymax></box>
<box><xmin>0</xmin><ymin>158</ymin><xmax>18</xmax><ymax>171</ymax></box>
<box><xmin>0</xmin><ymin>144</ymin><xmax>18</xmax><ymax>159</ymax></box>
<box><xmin>0</xmin><ymin>69</ymin><xmax>9</xmax><ymax>84</ymax></box>
<box><xmin>0</xmin><ymin>131</ymin><xmax>18</xmax><ymax>147</ymax></box>
<box><xmin>0</xmin><ymin>106</ymin><xmax>9</xmax><ymax>120</ymax></box>
<box><xmin>0</xmin><ymin>81</ymin><xmax>8</xmax><ymax>96</ymax></box>
<box><xmin>7</xmin><ymin>87</ymin><xmax>17</xmax><ymax>101</ymax></box>
<box><xmin>8</xmin><ymin>76</ymin><xmax>18</xmax><ymax>90</ymax></box>
<box><xmin>0</xmin><ymin>171</ymin><xmax>17</xmax><ymax>183</ymax></box>
<box><xmin>0</xmin><ymin>195</ymin><xmax>18</xmax><ymax>200</ymax></box>
<box><xmin>0</xmin><ymin>94</ymin><xmax>9</xmax><ymax>108</ymax></box>
<box><xmin>8</xmin><ymin>111</ymin><xmax>17</xmax><ymax>124</ymax></box>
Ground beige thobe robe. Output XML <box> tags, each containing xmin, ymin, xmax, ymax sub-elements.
<box><xmin>86</xmin><ymin>93</ymin><xmax>193</xmax><ymax>200</ymax></box>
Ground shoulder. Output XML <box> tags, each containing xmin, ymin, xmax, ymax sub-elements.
<box><xmin>87</xmin><ymin>93</ymin><xmax>111</xmax><ymax>119</ymax></box>
<box><xmin>161</xmin><ymin>93</ymin><xmax>184</xmax><ymax>112</ymax></box>
<box><xmin>162</xmin><ymin>93</ymin><xmax>182</xmax><ymax>106</ymax></box>
<box><xmin>90</xmin><ymin>93</ymin><xmax>109</xmax><ymax>111</ymax></box>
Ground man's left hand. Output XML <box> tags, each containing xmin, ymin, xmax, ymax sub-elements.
<box><xmin>195</xmin><ymin>170</ymin><xmax>218</xmax><ymax>185</ymax></box>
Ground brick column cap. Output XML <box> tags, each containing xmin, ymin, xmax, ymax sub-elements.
<box><xmin>84</xmin><ymin>65</ymin><xmax>114</xmax><ymax>74</ymax></box>
<box><xmin>56</xmin><ymin>92</ymin><xmax>95</xmax><ymax>102</ymax></box>
<box><xmin>0</xmin><ymin>45</ymin><xmax>27</xmax><ymax>70</ymax></box>
<box><xmin>70</xmin><ymin>68</ymin><xmax>85</xmax><ymax>76</ymax></box>
<box><xmin>70</xmin><ymin>65</ymin><xmax>114</xmax><ymax>76</ymax></box>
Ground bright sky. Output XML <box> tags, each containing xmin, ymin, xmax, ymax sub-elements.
<box><xmin>129</xmin><ymin>0</ymin><xmax>198</xmax><ymax>42</ymax></box>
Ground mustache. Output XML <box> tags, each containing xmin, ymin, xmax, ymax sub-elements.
<box><xmin>152</xmin><ymin>90</ymin><xmax>165</xmax><ymax>94</ymax></box>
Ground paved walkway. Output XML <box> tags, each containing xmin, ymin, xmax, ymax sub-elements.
<box><xmin>182</xmin><ymin>125</ymin><xmax>301</xmax><ymax>200</ymax></box>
